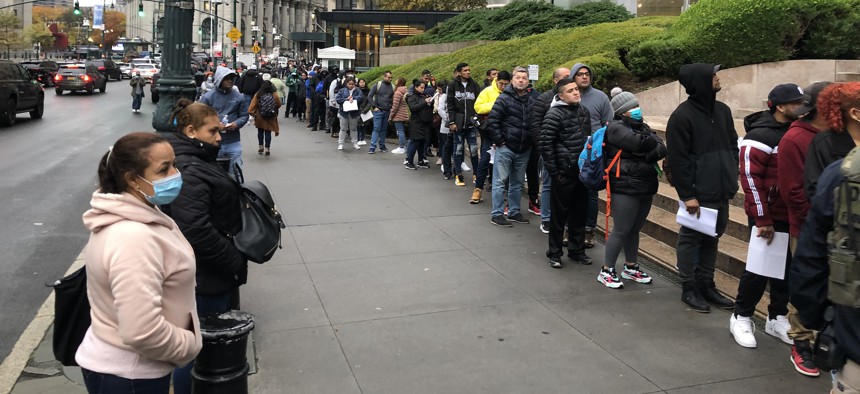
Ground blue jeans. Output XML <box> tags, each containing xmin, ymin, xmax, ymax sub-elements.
<box><xmin>453</xmin><ymin>127</ymin><xmax>479</xmax><ymax>177</ymax></box>
<box><xmin>476</xmin><ymin>135</ymin><xmax>493</xmax><ymax>189</ymax></box>
<box><xmin>394</xmin><ymin>121</ymin><xmax>406</xmax><ymax>148</ymax></box>
<box><xmin>540</xmin><ymin>163</ymin><xmax>552</xmax><ymax>222</ymax></box>
<box><xmin>491</xmin><ymin>146</ymin><xmax>530</xmax><ymax>217</ymax></box>
<box><xmin>217</xmin><ymin>141</ymin><xmax>243</xmax><ymax>177</ymax></box>
<box><xmin>132</xmin><ymin>94</ymin><xmax>143</xmax><ymax>110</ymax></box>
<box><xmin>257</xmin><ymin>128</ymin><xmax>272</xmax><ymax>147</ymax></box>
<box><xmin>82</xmin><ymin>368</ymin><xmax>170</xmax><ymax>394</ymax></box>
<box><xmin>370</xmin><ymin>110</ymin><xmax>390</xmax><ymax>150</ymax></box>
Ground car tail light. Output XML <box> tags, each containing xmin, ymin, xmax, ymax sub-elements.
<box><xmin>98</xmin><ymin>66</ymin><xmax>105</xmax><ymax>71</ymax></box>
<box><xmin>54</xmin><ymin>75</ymin><xmax>62</xmax><ymax>81</ymax></box>
<box><xmin>82</xmin><ymin>75</ymin><xmax>90</xmax><ymax>82</ymax></box>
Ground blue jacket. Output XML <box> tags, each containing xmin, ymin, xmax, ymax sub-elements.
<box><xmin>199</xmin><ymin>66</ymin><xmax>249</xmax><ymax>144</ymax></box>
<box><xmin>335</xmin><ymin>86</ymin><xmax>364</xmax><ymax>118</ymax></box>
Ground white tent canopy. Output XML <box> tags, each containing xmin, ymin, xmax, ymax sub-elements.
<box><xmin>317</xmin><ymin>45</ymin><xmax>356</xmax><ymax>70</ymax></box>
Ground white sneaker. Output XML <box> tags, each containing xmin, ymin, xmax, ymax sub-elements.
<box><xmin>338</xmin><ymin>144</ymin><xmax>344</xmax><ymax>150</ymax></box>
<box><xmin>358</xmin><ymin>140</ymin><xmax>367</xmax><ymax>146</ymax></box>
<box><xmin>392</xmin><ymin>147</ymin><xmax>406</xmax><ymax>154</ymax></box>
<box><xmin>461</xmin><ymin>162</ymin><xmax>471</xmax><ymax>172</ymax></box>
<box><xmin>730</xmin><ymin>314</ymin><xmax>757</xmax><ymax>348</ymax></box>
<box><xmin>765</xmin><ymin>315</ymin><xmax>793</xmax><ymax>345</ymax></box>
<box><xmin>353</xmin><ymin>143</ymin><xmax>361</xmax><ymax>150</ymax></box>
<box><xmin>436</xmin><ymin>158</ymin><xmax>442</xmax><ymax>165</ymax></box>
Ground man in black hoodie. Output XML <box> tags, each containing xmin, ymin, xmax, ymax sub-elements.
<box><xmin>446</xmin><ymin>63</ymin><xmax>482</xmax><ymax>186</ymax></box>
<box><xmin>236</xmin><ymin>65</ymin><xmax>263</xmax><ymax>113</ymax></box>
<box><xmin>666</xmin><ymin>63</ymin><xmax>738</xmax><ymax>313</ymax></box>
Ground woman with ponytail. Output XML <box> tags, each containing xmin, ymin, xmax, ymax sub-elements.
<box><xmin>161</xmin><ymin>98</ymin><xmax>247</xmax><ymax>394</ymax></box>
<box><xmin>76</xmin><ymin>132</ymin><xmax>202</xmax><ymax>393</ymax></box>
<box><xmin>804</xmin><ymin>82</ymin><xmax>860</xmax><ymax>199</ymax></box>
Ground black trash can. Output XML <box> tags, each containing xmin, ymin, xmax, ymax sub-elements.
<box><xmin>192</xmin><ymin>310</ymin><xmax>255</xmax><ymax>394</ymax></box>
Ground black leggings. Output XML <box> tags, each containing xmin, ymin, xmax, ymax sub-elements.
<box><xmin>603</xmin><ymin>193</ymin><xmax>652</xmax><ymax>269</ymax></box>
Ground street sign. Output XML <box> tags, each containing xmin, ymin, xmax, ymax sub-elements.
<box><xmin>226</xmin><ymin>27</ymin><xmax>241</xmax><ymax>42</ymax></box>
<box><xmin>251</xmin><ymin>44</ymin><xmax>261</xmax><ymax>54</ymax></box>
<box><xmin>528</xmin><ymin>64</ymin><xmax>539</xmax><ymax>81</ymax></box>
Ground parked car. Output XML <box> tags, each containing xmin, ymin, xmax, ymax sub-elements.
<box><xmin>0</xmin><ymin>60</ymin><xmax>44</xmax><ymax>126</ymax></box>
<box><xmin>54</xmin><ymin>63</ymin><xmax>106</xmax><ymax>95</ymax></box>
<box><xmin>84</xmin><ymin>59</ymin><xmax>122</xmax><ymax>81</ymax></box>
<box><xmin>117</xmin><ymin>62</ymin><xmax>133</xmax><ymax>79</ymax></box>
<box><xmin>151</xmin><ymin>72</ymin><xmax>160</xmax><ymax>103</ymax></box>
<box><xmin>132</xmin><ymin>64</ymin><xmax>158</xmax><ymax>81</ymax></box>
<box><xmin>20</xmin><ymin>60</ymin><xmax>59</xmax><ymax>87</ymax></box>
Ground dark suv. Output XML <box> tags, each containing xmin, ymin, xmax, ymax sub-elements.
<box><xmin>55</xmin><ymin>63</ymin><xmax>106</xmax><ymax>95</ymax></box>
<box><xmin>85</xmin><ymin>59</ymin><xmax>122</xmax><ymax>81</ymax></box>
<box><xmin>0</xmin><ymin>60</ymin><xmax>44</xmax><ymax>126</ymax></box>
<box><xmin>21</xmin><ymin>60</ymin><xmax>59</xmax><ymax>87</ymax></box>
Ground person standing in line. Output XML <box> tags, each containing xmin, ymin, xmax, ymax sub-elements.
<box><xmin>129</xmin><ymin>71</ymin><xmax>146</xmax><ymax>113</ymax></box>
<box><xmin>389</xmin><ymin>77</ymin><xmax>410</xmax><ymax>154</ymax></box>
<box><xmin>404</xmin><ymin>79</ymin><xmax>434</xmax><ymax>170</ymax></box>
<box><xmin>729</xmin><ymin>83</ymin><xmax>804</xmax><ymax>348</ymax></box>
<box><xmin>357</xmin><ymin>78</ymin><xmax>371</xmax><ymax>145</ymax></box>
<box><xmin>539</xmin><ymin>78</ymin><xmax>592</xmax><ymax>268</ymax></box>
<box><xmin>367</xmin><ymin>71</ymin><xmax>395</xmax><ymax>154</ymax></box>
<box><xmin>472</xmin><ymin>70</ymin><xmax>511</xmax><ymax>204</ymax></box>
<box><xmin>335</xmin><ymin>77</ymin><xmax>364</xmax><ymax>151</ymax></box>
<box><xmin>248</xmin><ymin>80</ymin><xmax>282</xmax><ymax>156</ymax></box>
<box><xmin>285</xmin><ymin>71</ymin><xmax>300</xmax><ymax>117</ymax></box>
<box><xmin>596</xmin><ymin>91</ymin><xmax>665</xmax><ymax>289</ymax></box>
<box><xmin>76</xmin><ymin>133</ymin><xmax>202</xmax><ymax>394</ymax></box>
<box><xmin>777</xmin><ymin>81</ymin><xmax>832</xmax><ymax>377</ymax></box>
<box><xmin>484</xmin><ymin>68</ymin><xmax>498</xmax><ymax>89</ymax></box>
<box><xmin>437</xmin><ymin>81</ymin><xmax>454</xmax><ymax>179</ymax></box>
<box><xmin>446</xmin><ymin>63</ymin><xmax>482</xmax><ymax>187</ymax></box>
<box><xmin>198</xmin><ymin>66</ymin><xmax>248</xmax><ymax>177</ymax></box>
<box><xmin>666</xmin><ymin>63</ymin><xmax>737</xmax><ymax>313</ymax></box>
<box><xmin>569</xmin><ymin>62</ymin><xmax>613</xmax><ymax>249</ymax></box>
<box><xmin>531</xmin><ymin>67</ymin><xmax>571</xmax><ymax>234</ymax></box>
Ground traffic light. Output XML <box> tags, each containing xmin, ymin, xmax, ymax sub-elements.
<box><xmin>251</xmin><ymin>35</ymin><xmax>256</xmax><ymax>44</ymax></box>
<box><xmin>73</xmin><ymin>0</ymin><xmax>81</xmax><ymax>15</ymax></box>
<box><xmin>138</xmin><ymin>1</ymin><xmax>145</xmax><ymax>17</ymax></box>
<box><xmin>260</xmin><ymin>33</ymin><xmax>265</xmax><ymax>47</ymax></box>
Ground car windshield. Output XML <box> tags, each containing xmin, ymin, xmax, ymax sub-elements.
<box><xmin>59</xmin><ymin>68</ymin><xmax>85</xmax><ymax>75</ymax></box>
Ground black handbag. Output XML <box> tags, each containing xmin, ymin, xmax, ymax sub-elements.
<box><xmin>48</xmin><ymin>267</ymin><xmax>91</xmax><ymax>366</ymax></box>
<box><xmin>233</xmin><ymin>178</ymin><xmax>286</xmax><ymax>264</ymax></box>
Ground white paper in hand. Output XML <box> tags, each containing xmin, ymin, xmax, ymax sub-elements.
<box><xmin>488</xmin><ymin>147</ymin><xmax>496</xmax><ymax>165</ymax></box>
<box><xmin>675</xmin><ymin>201</ymin><xmax>718</xmax><ymax>236</ymax></box>
<box><xmin>342</xmin><ymin>100</ymin><xmax>359</xmax><ymax>112</ymax></box>
<box><xmin>745</xmin><ymin>227</ymin><xmax>789</xmax><ymax>279</ymax></box>
<box><xmin>360</xmin><ymin>110</ymin><xmax>373</xmax><ymax>122</ymax></box>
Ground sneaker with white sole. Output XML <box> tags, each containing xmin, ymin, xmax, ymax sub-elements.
<box><xmin>730</xmin><ymin>314</ymin><xmax>757</xmax><ymax>348</ymax></box>
<box><xmin>540</xmin><ymin>221</ymin><xmax>549</xmax><ymax>234</ymax></box>
<box><xmin>621</xmin><ymin>264</ymin><xmax>653</xmax><ymax>284</ymax></box>
<box><xmin>392</xmin><ymin>147</ymin><xmax>406</xmax><ymax>154</ymax></box>
<box><xmin>461</xmin><ymin>162</ymin><xmax>471</xmax><ymax>172</ymax></box>
<box><xmin>358</xmin><ymin>140</ymin><xmax>367</xmax><ymax>146</ymax></box>
<box><xmin>338</xmin><ymin>144</ymin><xmax>344</xmax><ymax>150</ymax></box>
<box><xmin>765</xmin><ymin>315</ymin><xmax>793</xmax><ymax>345</ymax></box>
<box><xmin>597</xmin><ymin>267</ymin><xmax>624</xmax><ymax>289</ymax></box>
<box><xmin>354</xmin><ymin>143</ymin><xmax>361</xmax><ymax>150</ymax></box>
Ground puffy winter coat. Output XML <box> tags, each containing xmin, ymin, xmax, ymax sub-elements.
<box><xmin>163</xmin><ymin>133</ymin><xmax>246</xmax><ymax>295</ymax></box>
<box><xmin>604</xmin><ymin>116</ymin><xmax>667</xmax><ymax>196</ymax></box>
<box><xmin>739</xmin><ymin>110</ymin><xmax>790</xmax><ymax>227</ymax></box>
<box><xmin>804</xmin><ymin>130</ymin><xmax>855</xmax><ymax>200</ymax></box>
<box><xmin>406</xmin><ymin>91</ymin><xmax>433</xmax><ymax>140</ymax></box>
<box><xmin>530</xmin><ymin>89</ymin><xmax>554</xmax><ymax>145</ymax></box>
<box><xmin>487</xmin><ymin>85</ymin><xmax>541</xmax><ymax>154</ymax></box>
<box><xmin>539</xmin><ymin>95</ymin><xmax>592</xmax><ymax>178</ymax></box>
<box><xmin>389</xmin><ymin>86</ymin><xmax>410</xmax><ymax>122</ymax></box>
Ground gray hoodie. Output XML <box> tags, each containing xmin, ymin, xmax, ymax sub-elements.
<box><xmin>570</xmin><ymin>63</ymin><xmax>613</xmax><ymax>132</ymax></box>
<box><xmin>199</xmin><ymin>67</ymin><xmax>249</xmax><ymax>144</ymax></box>
<box><xmin>367</xmin><ymin>80</ymin><xmax>395</xmax><ymax>111</ymax></box>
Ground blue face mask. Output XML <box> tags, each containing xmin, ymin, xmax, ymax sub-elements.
<box><xmin>629</xmin><ymin>107</ymin><xmax>643</xmax><ymax>121</ymax></box>
<box><xmin>137</xmin><ymin>172</ymin><xmax>182</xmax><ymax>205</ymax></box>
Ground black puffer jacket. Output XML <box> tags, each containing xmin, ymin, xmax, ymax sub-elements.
<box><xmin>406</xmin><ymin>91</ymin><xmax>433</xmax><ymax>140</ymax></box>
<box><xmin>237</xmin><ymin>69</ymin><xmax>262</xmax><ymax>96</ymax></box>
<box><xmin>487</xmin><ymin>85</ymin><xmax>541</xmax><ymax>154</ymax></box>
<box><xmin>604</xmin><ymin>116</ymin><xmax>667</xmax><ymax>196</ymax></box>
<box><xmin>539</xmin><ymin>95</ymin><xmax>592</xmax><ymax>178</ymax></box>
<box><xmin>804</xmin><ymin>130</ymin><xmax>854</xmax><ymax>200</ymax></box>
<box><xmin>163</xmin><ymin>133</ymin><xmax>247</xmax><ymax>295</ymax></box>
<box><xmin>530</xmin><ymin>89</ymin><xmax>554</xmax><ymax>145</ymax></box>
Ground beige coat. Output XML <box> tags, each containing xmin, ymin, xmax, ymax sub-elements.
<box><xmin>75</xmin><ymin>191</ymin><xmax>202</xmax><ymax>379</ymax></box>
<box><xmin>249</xmin><ymin>92</ymin><xmax>282</xmax><ymax>135</ymax></box>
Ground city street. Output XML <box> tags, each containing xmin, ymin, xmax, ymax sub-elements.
<box><xmin>2</xmin><ymin>80</ymin><xmax>835</xmax><ymax>393</ymax></box>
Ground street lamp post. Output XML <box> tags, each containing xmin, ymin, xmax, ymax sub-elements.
<box><xmin>152</xmin><ymin>0</ymin><xmax>196</xmax><ymax>133</ymax></box>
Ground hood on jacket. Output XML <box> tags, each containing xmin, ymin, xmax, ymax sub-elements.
<box><xmin>83</xmin><ymin>191</ymin><xmax>174</xmax><ymax>234</ymax></box>
<box><xmin>213</xmin><ymin>66</ymin><xmax>237</xmax><ymax>93</ymax></box>
<box><xmin>789</xmin><ymin>118</ymin><xmax>823</xmax><ymax>135</ymax></box>
<box><xmin>570</xmin><ymin>63</ymin><xmax>593</xmax><ymax>88</ymax></box>
<box><xmin>679</xmin><ymin>63</ymin><xmax>720</xmax><ymax>113</ymax></box>
<box><xmin>489</xmin><ymin>77</ymin><xmax>503</xmax><ymax>94</ymax></box>
<box><xmin>167</xmin><ymin>132</ymin><xmax>220</xmax><ymax>162</ymax></box>
<box><xmin>744</xmin><ymin>110</ymin><xmax>784</xmax><ymax>132</ymax></box>
<box><xmin>550</xmin><ymin>94</ymin><xmax>575</xmax><ymax>108</ymax></box>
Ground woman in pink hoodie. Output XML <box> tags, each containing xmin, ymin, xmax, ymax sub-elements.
<box><xmin>76</xmin><ymin>132</ymin><xmax>202</xmax><ymax>393</ymax></box>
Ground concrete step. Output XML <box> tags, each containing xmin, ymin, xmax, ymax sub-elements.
<box><xmin>654</xmin><ymin>162</ymin><xmax>746</xmax><ymax>208</ymax></box>
<box><xmin>652</xmin><ymin>182</ymin><xmax>749</xmax><ymax>240</ymax></box>
<box><xmin>836</xmin><ymin>72</ymin><xmax>860</xmax><ymax>82</ymax></box>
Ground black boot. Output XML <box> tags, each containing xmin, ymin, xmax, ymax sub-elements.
<box><xmin>697</xmin><ymin>279</ymin><xmax>735</xmax><ymax>310</ymax></box>
<box><xmin>681</xmin><ymin>281</ymin><xmax>710</xmax><ymax>313</ymax></box>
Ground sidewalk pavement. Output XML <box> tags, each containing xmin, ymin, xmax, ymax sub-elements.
<box><xmin>10</xmin><ymin>118</ymin><xmax>830</xmax><ymax>393</ymax></box>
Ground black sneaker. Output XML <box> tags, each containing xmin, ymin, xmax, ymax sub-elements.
<box><xmin>507</xmin><ymin>213</ymin><xmax>530</xmax><ymax>224</ymax></box>
<box><xmin>416</xmin><ymin>161</ymin><xmax>430</xmax><ymax>169</ymax></box>
<box><xmin>548</xmin><ymin>257</ymin><xmax>562</xmax><ymax>269</ymax></box>
<box><xmin>404</xmin><ymin>163</ymin><xmax>417</xmax><ymax>170</ymax></box>
<box><xmin>380</xmin><ymin>147</ymin><xmax>389</xmax><ymax>153</ymax></box>
<box><xmin>491</xmin><ymin>215</ymin><xmax>513</xmax><ymax>227</ymax></box>
<box><xmin>568</xmin><ymin>253</ymin><xmax>593</xmax><ymax>265</ymax></box>
<box><xmin>444</xmin><ymin>173</ymin><xmax>453</xmax><ymax>180</ymax></box>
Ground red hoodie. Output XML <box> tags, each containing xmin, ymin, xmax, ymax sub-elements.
<box><xmin>777</xmin><ymin>119</ymin><xmax>821</xmax><ymax>237</ymax></box>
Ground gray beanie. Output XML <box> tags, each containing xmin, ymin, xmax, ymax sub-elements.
<box><xmin>611</xmin><ymin>91</ymin><xmax>639</xmax><ymax>116</ymax></box>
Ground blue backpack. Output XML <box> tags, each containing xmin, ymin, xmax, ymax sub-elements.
<box><xmin>315</xmin><ymin>80</ymin><xmax>324</xmax><ymax>94</ymax></box>
<box><xmin>577</xmin><ymin>125</ymin><xmax>622</xmax><ymax>191</ymax></box>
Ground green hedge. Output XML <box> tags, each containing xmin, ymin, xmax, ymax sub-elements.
<box><xmin>396</xmin><ymin>0</ymin><xmax>632</xmax><ymax>46</ymax></box>
<box><xmin>360</xmin><ymin>17</ymin><xmax>673</xmax><ymax>93</ymax></box>
<box><xmin>628</xmin><ymin>0</ymin><xmax>860</xmax><ymax>79</ymax></box>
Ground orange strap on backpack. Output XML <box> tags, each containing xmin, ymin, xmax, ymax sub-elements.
<box><xmin>603</xmin><ymin>150</ymin><xmax>623</xmax><ymax>241</ymax></box>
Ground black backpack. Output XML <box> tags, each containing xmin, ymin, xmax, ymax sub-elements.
<box><xmin>258</xmin><ymin>93</ymin><xmax>277</xmax><ymax>118</ymax></box>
